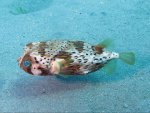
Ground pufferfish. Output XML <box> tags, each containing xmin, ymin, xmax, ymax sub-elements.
<box><xmin>18</xmin><ymin>39</ymin><xmax>135</xmax><ymax>76</ymax></box>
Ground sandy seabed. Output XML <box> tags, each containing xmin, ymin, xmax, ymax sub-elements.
<box><xmin>0</xmin><ymin>0</ymin><xmax>150</xmax><ymax>112</ymax></box>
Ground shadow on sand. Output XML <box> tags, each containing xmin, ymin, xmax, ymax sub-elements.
<box><xmin>9</xmin><ymin>68</ymin><xmax>136</xmax><ymax>98</ymax></box>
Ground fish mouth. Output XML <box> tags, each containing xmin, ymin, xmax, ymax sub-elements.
<box><xmin>17</xmin><ymin>57</ymin><xmax>21</xmax><ymax>62</ymax></box>
<box><xmin>17</xmin><ymin>57</ymin><xmax>22</xmax><ymax>67</ymax></box>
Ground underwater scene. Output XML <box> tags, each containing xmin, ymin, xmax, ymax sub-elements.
<box><xmin>0</xmin><ymin>0</ymin><xmax>150</xmax><ymax>112</ymax></box>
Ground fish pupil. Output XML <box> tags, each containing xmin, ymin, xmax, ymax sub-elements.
<box><xmin>23</xmin><ymin>60</ymin><xmax>31</xmax><ymax>67</ymax></box>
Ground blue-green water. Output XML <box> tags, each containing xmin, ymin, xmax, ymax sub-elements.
<box><xmin>0</xmin><ymin>0</ymin><xmax>150</xmax><ymax>112</ymax></box>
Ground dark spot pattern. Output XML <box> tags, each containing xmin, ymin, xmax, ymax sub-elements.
<box><xmin>84</xmin><ymin>61</ymin><xmax>88</xmax><ymax>63</ymax></box>
<box><xmin>94</xmin><ymin>58</ymin><xmax>99</xmax><ymax>61</ymax></box>
<box><xmin>35</xmin><ymin>61</ymin><xmax>39</xmax><ymax>63</ymax></box>
<box><xmin>72</xmin><ymin>41</ymin><xmax>84</xmax><ymax>52</ymax></box>
<box><xmin>74</xmin><ymin>56</ymin><xmax>78</xmax><ymax>59</ymax></box>
<box><xmin>103</xmin><ymin>57</ymin><xmax>107</xmax><ymax>59</ymax></box>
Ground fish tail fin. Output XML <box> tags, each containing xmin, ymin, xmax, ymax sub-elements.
<box><xmin>103</xmin><ymin>59</ymin><xmax>117</xmax><ymax>74</ymax></box>
<box><xmin>97</xmin><ymin>38</ymin><xmax>114</xmax><ymax>49</ymax></box>
<box><xmin>119</xmin><ymin>52</ymin><xmax>135</xmax><ymax>65</ymax></box>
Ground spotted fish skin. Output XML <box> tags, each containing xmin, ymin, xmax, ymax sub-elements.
<box><xmin>18</xmin><ymin>40</ymin><xmax>119</xmax><ymax>76</ymax></box>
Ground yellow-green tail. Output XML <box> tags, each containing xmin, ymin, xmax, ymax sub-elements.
<box><xmin>119</xmin><ymin>52</ymin><xmax>135</xmax><ymax>65</ymax></box>
<box><xmin>103</xmin><ymin>52</ymin><xmax>135</xmax><ymax>74</ymax></box>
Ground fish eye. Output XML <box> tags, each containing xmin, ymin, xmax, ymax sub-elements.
<box><xmin>23</xmin><ymin>60</ymin><xmax>31</xmax><ymax>67</ymax></box>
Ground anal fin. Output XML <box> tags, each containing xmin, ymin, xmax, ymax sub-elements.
<box><xmin>103</xmin><ymin>59</ymin><xmax>117</xmax><ymax>74</ymax></box>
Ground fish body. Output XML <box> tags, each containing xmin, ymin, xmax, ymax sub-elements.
<box><xmin>18</xmin><ymin>40</ymin><xmax>135</xmax><ymax>76</ymax></box>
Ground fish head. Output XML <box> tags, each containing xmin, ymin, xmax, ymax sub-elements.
<box><xmin>18</xmin><ymin>53</ymin><xmax>34</xmax><ymax>75</ymax></box>
<box><xmin>18</xmin><ymin>53</ymin><xmax>50</xmax><ymax>76</ymax></box>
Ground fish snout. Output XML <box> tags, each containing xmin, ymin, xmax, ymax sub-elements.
<box><xmin>17</xmin><ymin>57</ymin><xmax>21</xmax><ymax>62</ymax></box>
<box><xmin>17</xmin><ymin>57</ymin><xmax>22</xmax><ymax>67</ymax></box>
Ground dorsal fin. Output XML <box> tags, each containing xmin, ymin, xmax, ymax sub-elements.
<box><xmin>97</xmin><ymin>39</ymin><xmax>114</xmax><ymax>49</ymax></box>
